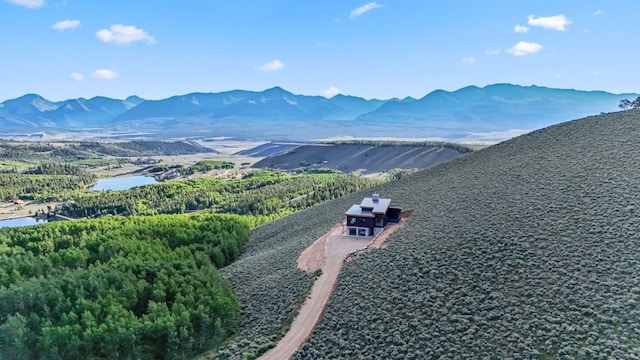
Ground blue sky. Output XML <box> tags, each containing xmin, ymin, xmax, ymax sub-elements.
<box><xmin>1</xmin><ymin>0</ymin><xmax>638</xmax><ymax>101</ymax></box>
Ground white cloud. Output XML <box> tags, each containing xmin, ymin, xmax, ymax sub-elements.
<box><xmin>322</xmin><ymin>86</ymin><xmax>341</xmax><ymax>97</ymax></box>
<box><xmin>91</xmin><ymin>69</ymin><xmax>119</xmax><ymax>80</ymax></box>
<box><xmin>462</xmin><ymin>57</ymin><xmax>475</xmax><ymax>64</ymax></box>
<box><xmin>514</xmin><ymin>25</ymin><xmax>529</xmax><ymax>33</ymax></box>
<box><xmin>507</xmin><ymin>41</ymin><xmax>543</xmax><ymax>56</ymax></box>
<box><xmin>527</xmin><ymin>14</ymin><xmax>571</xmax><ymax>31</ymax></box>
<box><xmin>259</xmin><ymin>59</ymin><xmax>285</xmax><ymax>72</ymax></box>
<box><xmin>96</xmin><ymin>24</ymin><xmax>155</xmax><ymax>45</ymax></box>
<box><xmin>70</xmin><ymin>72</ymin><xmax>85</xmax><ymax>81</ymax></box>
<box><xmin>349</xmin><ymin>2</ymin><xmax>382</xmax><ymax>19</ymax></box>
<box><xmin>5</xmin><ymin>0</ymin><xmax>44</xmax><ymax>8</ymax></box>
<box><xmin>52</xmin><ymin>19</ymin><xmax>80</xmax><ymax>31</ymax></box>
<box><xmin>594</xmin><ymin>9</ymin><xmax>604</xmax><ymax>16</ymax></box>
<box><xmin>484</xmin><ymin>48</ymin><xmax>501</xmax><ymax>55</ymax></box>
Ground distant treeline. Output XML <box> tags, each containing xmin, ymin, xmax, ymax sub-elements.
<box><xmin>0</xmin><ymin>143</ymin><xmax>94</xmax><ymax>165</ymax></box>
<box><xmin>0</xmin><ymin>174</ymin><xmax>96</xmax><ymax>201</ymax></box>
<box><xmin>0</xmin><ymin>140</ymin><xmax>216</xmax><ymax>168</ymax></box>
<box><xmin>150</xmin><ymin>160</ymin><xmax>235</xmax><ymax>176</ymax></box>
<box><xmin>0</xmin><ymin>163</ymin><xmax>96</xmax><ymax>201</ymax></box>
<box><xmin>0</xmin><ymin>213</ymin><xmax>250</xmax><ymax>359</ymax></box>
<box><xmin>322</xmin><ymin>140</ymin><xmax>475</xmax><ymax>153</ymax></box>
<box><xmin>61</xmin><ymin>171</ymin><xmax>383</xmax><ymax>224</ymax></box>
<box><xmin>71</xmin><ymin>140</ymin><xmax>217</xmax><ymax>157</ymax></box>
<box><xmin>24</xmin><ymin>163</ymin><xmax>92</xmax><ymax>176</ymax></box>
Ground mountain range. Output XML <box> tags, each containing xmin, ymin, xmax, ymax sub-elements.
<box><xmin>0</xmin><ymin>84</ymin><xmax>634</xmax><ymax>142</ymax></box>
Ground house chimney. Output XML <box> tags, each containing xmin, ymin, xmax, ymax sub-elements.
<box><xmin>372</xmin><ymin>194</ymin><xmax>379</xmax><ymax>202</ymax></box>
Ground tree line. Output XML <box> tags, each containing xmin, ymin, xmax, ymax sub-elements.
<box><xmin>71</xmin><ymin>140</ymin><xmax>216</xmax><ymax>157</ymax></box>
<box><xmin>0</xmin><ymin>163</ymin><xmax>96</xmax><ymax>201</ymax></box>
<box><xmin>0</xmin><ymin>140</ymin><xmax>219</xmax><ymax>171</ymax></box>
<box><xmin>323</xmin><ymin>139</ymin><xmax>474</xmax><ymax>153</ymax></box>
<box><xmin>149</xmin><ymin>160</ymin><xmax>235</xmax><ymax>176</ymax></box>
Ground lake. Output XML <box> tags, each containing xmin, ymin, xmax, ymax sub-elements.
<box><xmin>0</xmin><ymin>217</ymin><xmax>48</xmax><ymax>229</ymax></box>
<box><xmin>90</xmin><ymin>176</ymin><xmax>158</xmax><ymax>191</ymax></box>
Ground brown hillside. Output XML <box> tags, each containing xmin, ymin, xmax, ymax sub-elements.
<box><xmin>252</xmin><ymin>143</ymin><xmax>466</xmax><ymax>174</ymax></box>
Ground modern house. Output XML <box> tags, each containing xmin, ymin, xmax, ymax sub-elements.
<box><xmin>344</xmin><ymin>194</ymin><xmax>402</xmax><ymax>237</ymax></box>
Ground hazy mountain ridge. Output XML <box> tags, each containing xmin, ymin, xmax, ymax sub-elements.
<box><xmin>357</xmin><ymin>84</ymin><xmax>635</xmax><ymax>130</ymax></box>
<box><xmin>1</xmin><ymin>84</ymin><xmax>635</xmax><ymax>141</ymax></box>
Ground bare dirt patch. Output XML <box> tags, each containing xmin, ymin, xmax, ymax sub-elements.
<box><xmin>0</xmin><ymin>201</ymin><xmax>61</xmax><ymax>221</ymax></box>
<box><xmin>296</xmin><ymin>222</ymin><xmax>342</xmax><ymax>273</ymax></box>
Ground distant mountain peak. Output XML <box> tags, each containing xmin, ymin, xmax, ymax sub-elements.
<box><xmin>125</xmin><ymin>95</ymin><xmax>145</xmax><ymax>103</ymax></box>
<box><xmin>1</xmin><ymin>93</ymin><xmax>58</xmax><ymax>114</ymax></box>
<box><xmin>260</xmin><ymin>86</ymin><xmax>296</xmax><ymax>98</ymax></box>
<box><xmin>265</xmin><ymin>85</ymin><xmax>286</xmax><ymax>92</ymax></box>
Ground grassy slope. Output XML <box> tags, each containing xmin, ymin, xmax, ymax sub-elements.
<box><xmin>214</xmin><ymin>110</ymin><xmax>640</xmax><ymax>358</ymax></box>
<box><xmin>295</xmin><ymin>110</ymin><xmax>640</xmax><ymax>358</ymax></box>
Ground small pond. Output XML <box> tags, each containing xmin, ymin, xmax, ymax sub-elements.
<box><xmin>0</xmin><ymin>217</ymin><xmax>48</xmax><ymax>229</ymax></box>
<box><xmin>90</xmin><ymin>176</ymin><xmax>158</xmax><ymax>191</ymax></box>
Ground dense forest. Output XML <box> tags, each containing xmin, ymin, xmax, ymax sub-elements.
<box><xmin>0</xmin><ymin>163</ymin><xmax>97</xmax><ymax>201</ymax></box>
<box><xmin>148</xmin><ymin>160</ymin><xmax>235</xmax><ymax>177</ymax></box>
<box><xmin>0</xmin><ymin>213</ymin><xmax>250</xmax><ymax>359</ymax></box>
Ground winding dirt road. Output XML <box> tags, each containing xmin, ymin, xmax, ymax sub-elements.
<box><xmin>260</xmin><ymin>218</ymin><xmax>407</xmax><ymax>360</ymax></box>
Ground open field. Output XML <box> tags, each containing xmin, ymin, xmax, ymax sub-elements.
<box><xmin>0</xmin><ymin>200</ymin><xmax>62</xmax><ymax>220</ymax></box>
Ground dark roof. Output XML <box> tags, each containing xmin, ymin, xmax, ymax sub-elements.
<box><xmin>345</xmin><ymin>204</ymin><xmax>375</xmax><ymax>218</ymax></box>
<box><xmin>345</xmin><ymin>196</ymin><xmax>391</xmax><ymax>217</ymax></box>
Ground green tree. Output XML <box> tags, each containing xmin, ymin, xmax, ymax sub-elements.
<box><xmin>0</xmin><ymin>313</ymin><xmax>30</xmax><ymax>360</ymax></box>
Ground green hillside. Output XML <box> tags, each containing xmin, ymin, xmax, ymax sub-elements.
<box><xmin>215</xmin><ymin>110</ymin><xmax>640</xmax><ymax>358</ymax></box>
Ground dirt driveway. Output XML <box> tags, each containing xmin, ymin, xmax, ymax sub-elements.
<box><xmin>260</xmin><ymin>216</ymin><xmax>408</xmax><ymax>360</ymax></box>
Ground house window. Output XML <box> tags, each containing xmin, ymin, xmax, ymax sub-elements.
<box><xmin>349</xmin><ymin>228</ymin><xmax>357</xmax><ymax>236</ymax></box>
<box><xmin>358</xmin><ymin>228</ymin><xmax>367</xmax><ymax>237</ymax></box>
